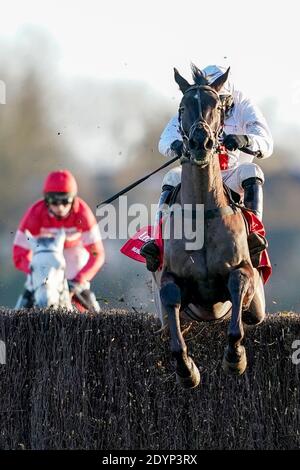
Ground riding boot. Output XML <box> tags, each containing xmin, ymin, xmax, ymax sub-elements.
<box><xmin>15</xmin><ymin>289</ymin><xmax>34</xmax><ymax>309</ymax></box>
<box><xmin>77</xmin><ymin>289</ymin><xmax>101</xmax><ymax>313</ymax></box>
<box><xmin>242</xmin><ymin>177</ymin><xmax>268</xmax><ymax>267</ymax></box>
<box><xmin>140</xmin><ymin>185</ymin><xmax>173</xmax><ymax>272</ymax></box>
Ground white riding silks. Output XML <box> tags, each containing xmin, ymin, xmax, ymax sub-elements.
<box><xmin>158</xmin><ymin>89</ymin><xmax>273</xmax><ymax>166</ymax></box>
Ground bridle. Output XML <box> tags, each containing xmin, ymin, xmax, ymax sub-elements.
<box><xmin>177</xmin><ymin>84</ymin><xmax>242</xmax><ymax>219</ymax></box>
<box><xmin>178</xmin><ymin>84</ymin><xmax>226</xmax><ymax>158</ymax></box>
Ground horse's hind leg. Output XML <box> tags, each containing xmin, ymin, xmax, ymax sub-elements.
<box><xmin>223</xmin><ymin>265</ymin><xmax>253</xmax><ymax>376</ymax></box>
<box><xmin>242</xmin><ymin>270</ymin><xmax>266</xmax><ymax>325</ymax></box>
<box><xmin>160</xmin><ymin>272</ymin><xmax>200</xmax><ymax>389</ymax></box>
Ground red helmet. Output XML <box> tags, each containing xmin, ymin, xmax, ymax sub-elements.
<box><xmin>43</xmin><ymin>170</ymin><xmax>78</xmax><ymax>196</ymax></box>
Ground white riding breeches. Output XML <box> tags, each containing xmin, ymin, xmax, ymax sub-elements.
<box><xmin>162</xmin><ymin>162</ymin><xmax>265</xmax><ymax>196</ymax></box>
<box><xmin>63</xmin><ymin>245</ymin><xmax>90</xmax><ymax>280</ymax></box>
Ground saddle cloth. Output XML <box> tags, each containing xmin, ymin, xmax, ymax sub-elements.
<box><xmin>120</xmin><ymin>209</ymin><xmax>272</xmax><ymax>284</ymax></box>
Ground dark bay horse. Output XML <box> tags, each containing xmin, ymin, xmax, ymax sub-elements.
<box><xmin>160</xmin><ymin>65</ymin><xmax>265</xmax><ymax>389</ymax></box>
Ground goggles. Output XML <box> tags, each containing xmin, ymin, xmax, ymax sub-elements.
<box><xmin>45</xmin><ymin>194</ymin><xmax>74</xmax><ymax>206</ymax></box>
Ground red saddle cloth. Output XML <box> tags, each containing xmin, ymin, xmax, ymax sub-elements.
<box><xmin>120</xmin><ymin>226</ymin><xmax>163</xmax><ymax>265</ymax></box>
<box><xmin>120</xmin><ymin>211</ymin><xmax>272</xmax><ymax>284</ymax></box>
<box><xmin>241</xmin><ymin>208</ymin><xmax>272</xmax><ymax>283</ymax></box>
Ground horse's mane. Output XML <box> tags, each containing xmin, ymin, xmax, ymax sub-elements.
<box><xmin>191</xmin><ymin>63</ymin><xmax>209</xmax><ymax>86</ymax></box>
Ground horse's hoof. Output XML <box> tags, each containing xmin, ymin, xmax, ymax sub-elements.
<box><xmin>222</xmin><ymin>346</ymin><xmax>247</xmax><ymax>376</ymax></box>
<box><xmin>176</xmin><ymin>359</ymin><xmax>201</xmax><ymax>389</ymax></box>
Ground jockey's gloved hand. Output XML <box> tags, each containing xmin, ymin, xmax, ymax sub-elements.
<box><xmin>170</xmin><ymin>139</ymin><xmax>183</xmax><ymax>157</ymax></box>
<box><xmin>223</xmin><ymin>134</ymin><xmax>250</xmax><ymax>151</ymax></box>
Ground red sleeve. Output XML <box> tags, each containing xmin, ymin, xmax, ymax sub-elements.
<box><xmin>73</xmin><ymin>200</ymin><xmax>105</xmax><ymax>283</ymax></box>
<box><xmin>73</xmin><ymin>241</ymin><xmax>105</xmax><ymax>283</ymax></box>
<box><xmin>13</xmin><ymin>245</ymin><xmax>32</xmax><ymax>274</ymax></box>
<box><xmin>12</xmin><ymin>201</ymin><xmax>42</xmax><ymax>273</ymax></box>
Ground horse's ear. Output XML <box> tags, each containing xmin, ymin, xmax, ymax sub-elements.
<box><xmin>25</xmin><ymin>229</ymin><xmax>37</xmax><ymax>250</ymax></box>
<box><xmin>190</xmin><ymin>62</ymin><xmax>206</xmax><ymax>85</ymax></box>
<box><xmin>210</xmin><ymin>67</ymin><xmax>230</xmax><ymax>93</ymax></box>
<box><xmin>174</xmin><ymin>68</ymin><xmax>191</xmax><ymax>94</ymax></box>
<box><xmin>55</xmin><ymin>229</ymin><xmax>66</xmax><ymax>250</ymax></box>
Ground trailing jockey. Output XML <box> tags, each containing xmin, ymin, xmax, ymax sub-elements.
<box><xmin>141</xmin><ymin>64</ymin><xmax>274</xmax><ymax>271</ymax></box>
<box><xmin>13</xmin><ymin>169</ymin><xmax>105</xmax><ymax>311</ymax></box>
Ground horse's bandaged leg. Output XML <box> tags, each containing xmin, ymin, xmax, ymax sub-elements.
<box><xmin>152</xmin><ymin>272</ymin><xmax>167</xmax><ymax>326</ymax></box>
<box><xmin>223</xmin><ymin>265</ymin><xmax>254</xmax><ymax>375</ymax></box>
<box><xmin>160</xmin><ymin>282</ymin><xmax>181</xmax><ymax>308</ymax></box>
<box><xmin>160</xmin><ymin>278</ymin><xmax>187</xmax><ymax>358</ymax></box>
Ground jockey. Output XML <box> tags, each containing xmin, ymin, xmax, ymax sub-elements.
<box><xmin>141</xmin><ymin>64</ymin><xmax>274</xmax><ymax>271</ymax></box>
<box><xmin>13</xmin><ymin>169</ymin><xmax>105</xmax><ymax>310</ymax></box>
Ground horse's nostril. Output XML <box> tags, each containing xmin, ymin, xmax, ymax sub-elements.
<box><xmin>204</xmin><ymin>138</ymin><xmax>214</xmax><ymax>150</ymax></box>
<box><xmin>189</xmin><ymin>139</ymin><xmax>196</xmax><ymax>149</ymax></box>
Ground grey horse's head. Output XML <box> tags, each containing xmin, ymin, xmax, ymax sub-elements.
<box><xmin>26</xmin><ymin>229</ymin><xmax>71</xmax><ymax>309</ymax></box>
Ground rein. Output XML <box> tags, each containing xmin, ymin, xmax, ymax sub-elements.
<box><xmin>97</xmin><ymin>154</ymin><xmax>180</xmax><ymax>207</ymax></box>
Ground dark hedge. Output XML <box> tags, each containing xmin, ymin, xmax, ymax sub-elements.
<box><xmin>0</xmin><ymin>309</ymin><xmax>299</xmax><ymax>450</ymax></box>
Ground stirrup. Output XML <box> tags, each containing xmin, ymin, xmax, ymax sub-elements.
<box><xmin>76</xmin><ymin>289</ymin><xmax>101</xmax><ymax>313</ymax></box>
<box><xmin>140</xmin><ymin>240</ymin><xmax>160</xmax><ymax>272</ymax></box>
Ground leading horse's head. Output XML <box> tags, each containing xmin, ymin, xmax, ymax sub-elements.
<box><xmin>26</xmin><ymin>229</ymin><xmax>71</xmax><ymax>309</ymax></box>
<box><xmin>175</xmin><ymin>63</ymin><xmax>230</xmax><ymax>165</ymax></box>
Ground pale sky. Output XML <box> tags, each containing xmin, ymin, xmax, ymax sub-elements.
<box><xmin>0</xmin><ymin>0</ymin><xmax>299</xmax><ymax>170</ymax></box>
<box><xmin>0</xmin><ymin>0</ymin><xmax>299</xmax><ymax>117</ymax></box>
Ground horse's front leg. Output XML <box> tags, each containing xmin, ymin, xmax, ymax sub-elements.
<box><xmin>160</xmin><ymin>270</ymin><xmax>200</xmax><ymax>389</ymax></box>
<box><xmin>223</xmin><ymin>264</ymin><xmax>254</xmax><ymax>375</ymax></box>
<box><xmin>242</xmin><ymin>269</ymin><xmax>266</xmax><ymax>325</ymax></box>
